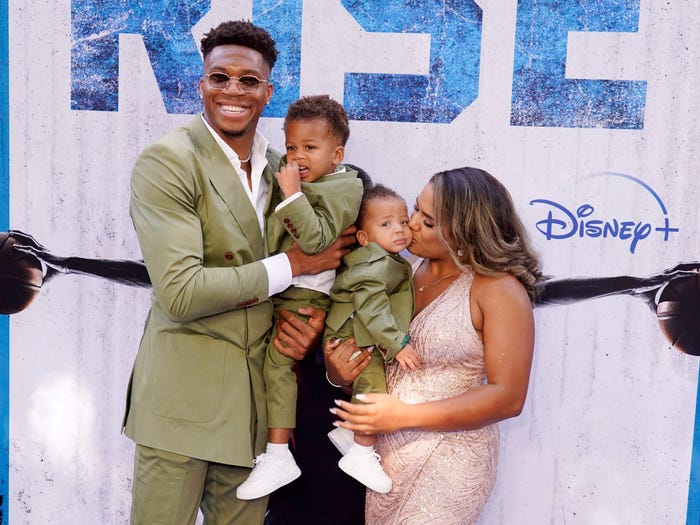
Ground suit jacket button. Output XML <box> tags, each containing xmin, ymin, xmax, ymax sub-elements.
<box><xmin>225</xmin><ymin>252</ymin><xmax>234</xmax><ymax>260</ymax></box>
<box><xmin>283</xmin><ymin>218</ymin><xmax>291</xmax><ymax>223</ymax></box>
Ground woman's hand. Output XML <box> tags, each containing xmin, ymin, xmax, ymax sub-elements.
<box><xmin>273</xmin><ymin>306</ymin><xmax>326</xmax><ymax>360</ymax></box>
<box><xmin>330</xmin><ymin>393</ymin><xmax>409</xmax><ymax>435</ymax></box>
<box><xmin>323</xmin><ymin>337</ymin><xmax>371</xmax><ymax>388</ymax></box>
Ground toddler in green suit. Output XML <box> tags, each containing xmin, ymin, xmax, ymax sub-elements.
<box><xmin>324</xmin><ymin>184</ymin><xmax>420</xmax><ymax>493</ymax></box>
<box><xmin>237</xmin><ymin>95</ymin><xmax>363</xmax><ymax>500</ymax></box>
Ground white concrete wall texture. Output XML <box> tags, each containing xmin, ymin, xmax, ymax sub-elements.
<box><xmin>4</xmin><ymin>1</ymin><xmax>699</xmax><ymax>523</ymax></box>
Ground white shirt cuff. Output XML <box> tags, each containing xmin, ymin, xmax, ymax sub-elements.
<box><xmin>274</xmin><ymin>191</ymin><xmax>303</xmax><ymax>212</ymax></box>
<box><xmin>262</xmin><ymin>253</ymin><xmax>293</xmax><ymax>296</ymax></box>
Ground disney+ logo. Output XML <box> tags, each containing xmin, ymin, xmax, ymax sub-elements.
<box><xmin>530</xmin><ymin>173</ymin><xmax>679</xmax><ymax>254</ymax></box>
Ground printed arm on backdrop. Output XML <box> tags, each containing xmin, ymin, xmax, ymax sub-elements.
<box><xmin>537</xmin><ymin>262</ymin><xmax>700</xmax><ymax>357</ymax></box>
<box><xmin>536</xmin><ymin>261</ymin><xmax>700</xmax><ymax>310</ymax></box>
<box><xmin>9</xmin><ymin>229</ymin><xmax>151</xmax><ymax>287</ymax></box>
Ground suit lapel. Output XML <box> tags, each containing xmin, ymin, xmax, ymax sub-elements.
<box><xmin>261</xmin><ymin>157</ymin><xmax>279</xmax><ymax>257</ymax></box>
<box><xmin>189</xmin><ymin>117</ymin><xmax>265</xmax><ymax>259</ymax></box>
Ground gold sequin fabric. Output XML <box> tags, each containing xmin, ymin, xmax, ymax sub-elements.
<box><xmin>365</xmin><ymin>270</ymin><xmax>499</xmax><ymax>525</ymax></box>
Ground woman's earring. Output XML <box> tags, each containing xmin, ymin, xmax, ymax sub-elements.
<box><xmin>457</xmin><ymin>249</ymin><xmax>464</xmax><ymax>257</ymax></box>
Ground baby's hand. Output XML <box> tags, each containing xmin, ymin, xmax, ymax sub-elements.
<box><xmin>395</xmin><ymin>343</ymin><xmax>420</xmax><ymax>371</ymax></box>
<box><xmin>275</xmin><ymin>161</ymin><xmax>302</xmax><ymax>198</ymax></box>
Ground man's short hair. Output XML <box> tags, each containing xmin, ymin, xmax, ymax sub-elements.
<box><xmin>200</xmin><ymin>20</ymin><xmax>278</xmax><ymax>69</ymax></box>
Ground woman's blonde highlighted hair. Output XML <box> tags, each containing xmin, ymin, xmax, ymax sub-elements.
<box><xmin>431</xmin><ymin>167</ymin><xmax>542</xmax><ymax>303</ymax></box>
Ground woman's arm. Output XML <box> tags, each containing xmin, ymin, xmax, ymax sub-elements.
<box><xmin>331</xmin><ymin>273</ymin><xmax>534</xmax><ymax>434</ymax></box>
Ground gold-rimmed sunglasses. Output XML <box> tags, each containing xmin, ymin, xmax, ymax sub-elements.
<box><xmin>204</xmin><ymin>72</ymin><xmax>269</xmax><ymax>93</ymax></box>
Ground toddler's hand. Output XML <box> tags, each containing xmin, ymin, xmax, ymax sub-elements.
<box><xmin>395</xmin><ymin>343</ymin><xmax>420</xmax><ymax>371</ymax></box>
<box><xmin>275</xmin><ymin>162</ymin><xmax>302</xmax><ymax>198</ymax></box>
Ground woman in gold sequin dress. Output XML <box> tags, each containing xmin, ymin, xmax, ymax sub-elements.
<box><xmin>326</xmin><ymin>167</ymin><xmax>541</xmax><ymax>524</ymax></box>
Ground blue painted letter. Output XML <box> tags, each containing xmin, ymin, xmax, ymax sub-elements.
<box><xmin>253</xmin><ymin>0</ymin><xmax>302</xmax><ymax>118</ymax></box>
<box><xmin>511</xmin><ymin>0</ymin><xmax>646</xmax><ymax>129</ymax></box>
<box><xmin>71</xmin><ymin>0</ymin><xmax>301</xmax><ymax>116</ymax></box>
<box><xmin>341</xmin><ymin>0</ymin><xmax>482</xmax><ymax>123</ymax></box>
<box><xmin>71</xmin><ymin>0</ymin><xmax>209</xmax><ymax>113</ymax></box>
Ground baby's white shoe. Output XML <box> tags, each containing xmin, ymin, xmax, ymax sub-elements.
<box><xmin>338</xmin><ymin>444</ymin><xmax>392</xmax><ymax>493</ymax></box>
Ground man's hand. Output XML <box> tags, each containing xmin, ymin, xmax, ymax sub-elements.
<box><xmin>275</xmin><ymin>161</ymin><xmax>302</xmax><ymax>199</ymax></box>
<box><xmin>323</xmin><ymin>337</ymin><xmax>371</xmax><ymax>388</ymax></box>
<box><xmin>273</xmin><ymin>306</ymin><xmax>326</xmax><ymax>360</ymax></box>
<box><xmin>286</xmin><ymin>226</ymin><xmax>356</xmax><ymax>277</ymax></box>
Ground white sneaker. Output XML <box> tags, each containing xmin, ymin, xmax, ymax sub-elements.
<box><xmin>328</xmin><ymin>427</ymin><xmax>355</xmax><ymax>456</ymax></box>
<box><xmin>338</xmin><ymin>445</ymin><xmax>392</xmax><ymax>493</ymax></box>
<box><xmin>236</xmin><ymin>450</ymin><xmax>301</xmax><ymax>500</ymax></box>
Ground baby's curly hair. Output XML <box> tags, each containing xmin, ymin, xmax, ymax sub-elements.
<box><xmin>200</xmin><ymin>20</ymin><xmax>278</xmax><ymax>69</ymax></box>
<box><xmin>284</xmin><ymin>95</ymin><xmax>350</xmax><ymax>145</ymax></box>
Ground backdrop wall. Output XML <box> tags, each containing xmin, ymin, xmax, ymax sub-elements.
<box><xmin>2</xmin><ymin>1</ymin><xmax>699</xmax><ymax>523</ymax></box>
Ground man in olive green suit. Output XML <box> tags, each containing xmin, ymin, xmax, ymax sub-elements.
<box><xmin>125</xmin><ymin>20</ymin><xmax>352</xmax><ymax>525</ymax></box>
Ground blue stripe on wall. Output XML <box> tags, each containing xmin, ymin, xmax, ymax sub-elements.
<box><xmin>688</xmin><ymin>366</ymin><xmax>700</xmax><ymax>525</ymax></box>
<box><xmin>0</xmin><ymin>0</ymin><xmax>8</xmax><ymax>520</ymax></box>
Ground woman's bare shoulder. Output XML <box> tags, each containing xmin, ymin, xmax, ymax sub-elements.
<box><xmin>471</xmin><ymin>272</ymin><xmax>529</xmax><ymax>305</ymax></box>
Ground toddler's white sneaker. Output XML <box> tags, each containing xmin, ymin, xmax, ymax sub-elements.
<box><xmin>236</xmin><ymin>450</ymin><xmax>301</xmax><ymax>500</ymax></box>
